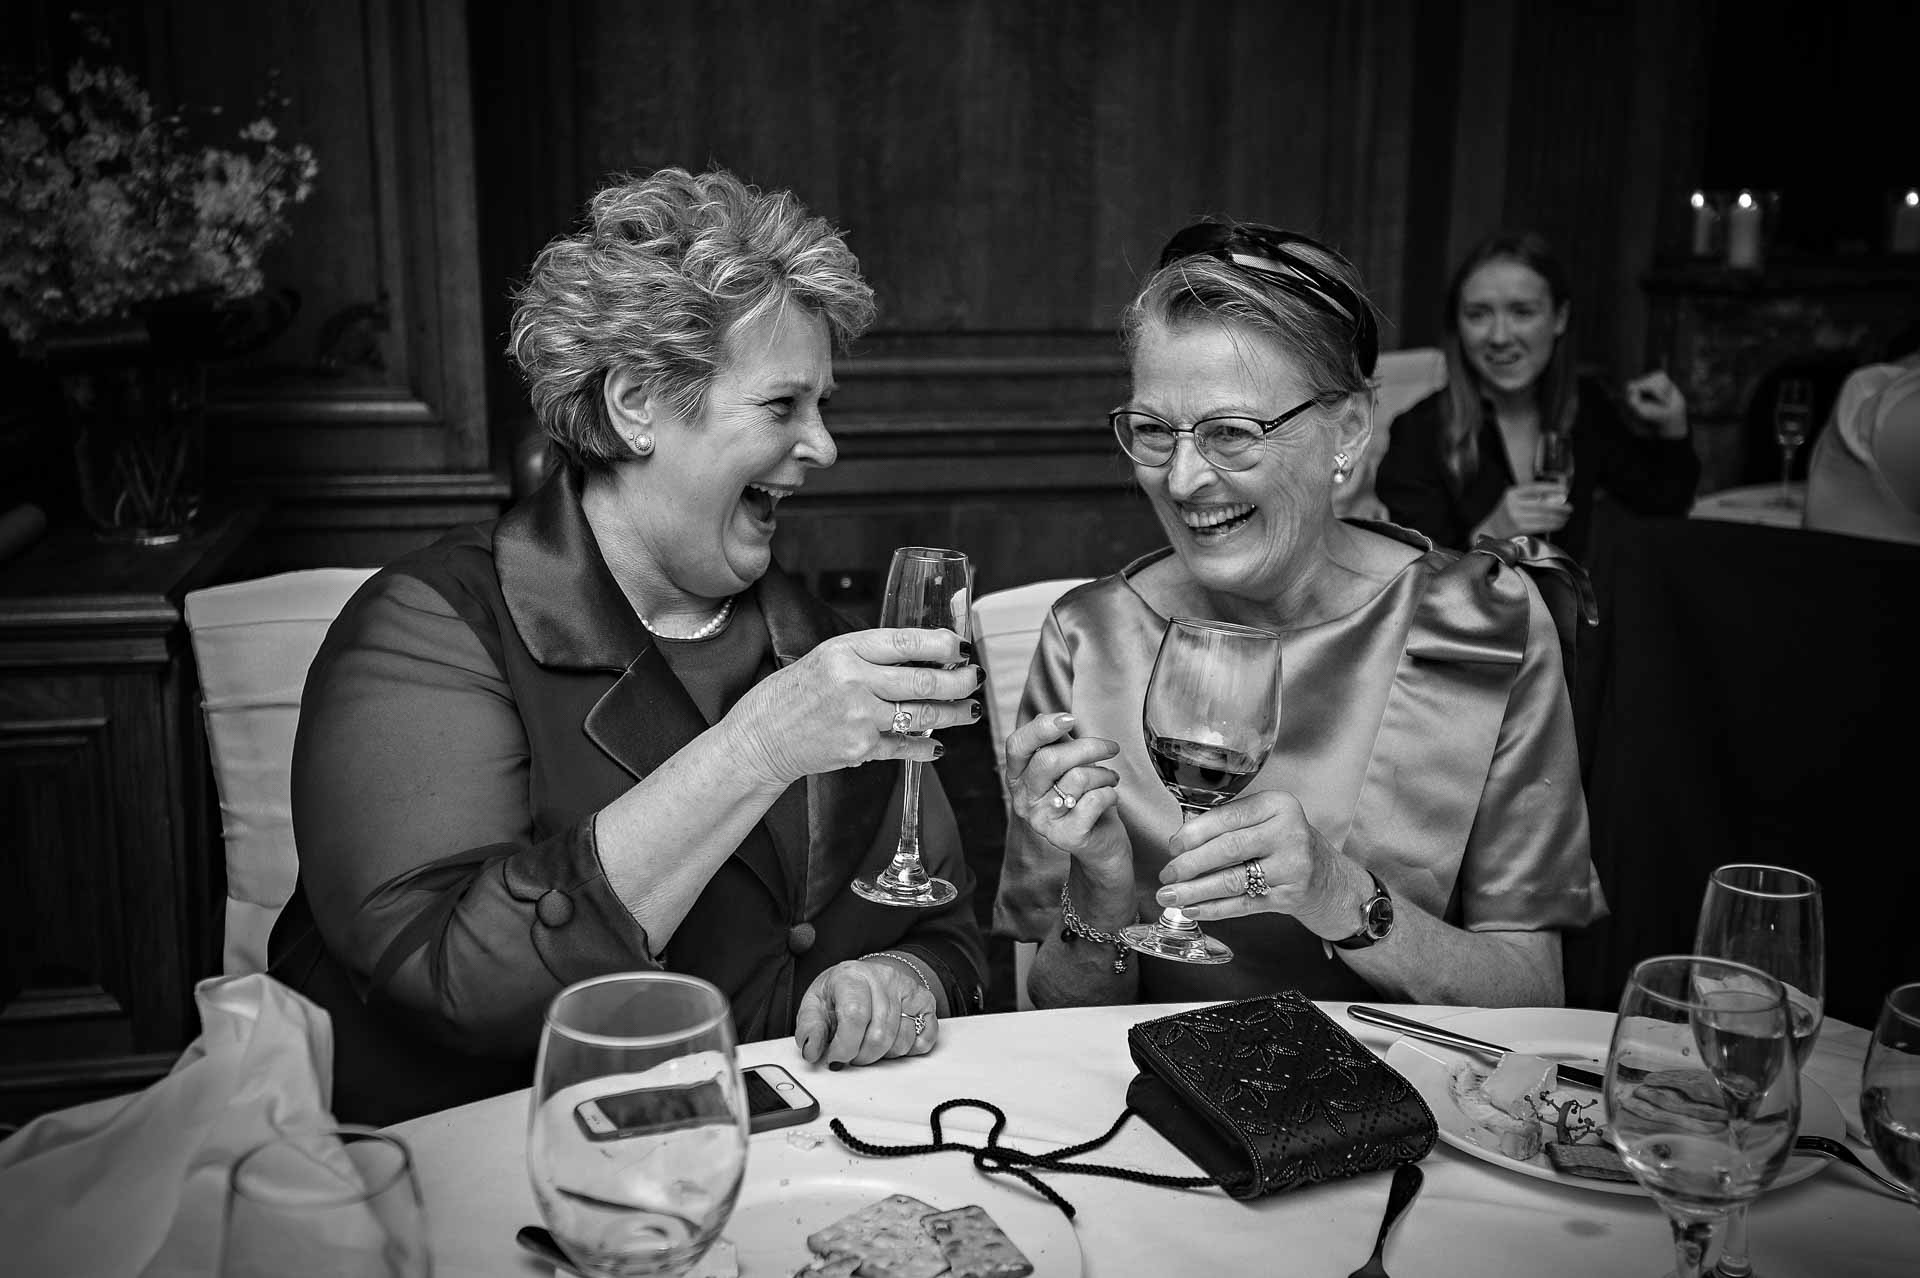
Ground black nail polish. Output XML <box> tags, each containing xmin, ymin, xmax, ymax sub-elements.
<box><xmin>932</xmin><ymin>741</ymin><xmax>945</xmax><ymax>759</ymax></box>
<box><xmin>969</xmin><ymin>701</ymin><xmax>982</xmax><ymax>721</ymax></box>
<box><xmin>828</xmin><ymin>1060</ymin><xmax>845</xmax><ymax>1072</ymax></box>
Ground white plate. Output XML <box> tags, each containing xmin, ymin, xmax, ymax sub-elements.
<box><xmin>1387</xmin><ymin>1007</ymin><xmax>1845</xmax><ymax>1198</ymax></box>
<box><xmin>722</xmin><ymin>1118</ymin><xmax>1082</xmax><ymax>1277</ymax></box>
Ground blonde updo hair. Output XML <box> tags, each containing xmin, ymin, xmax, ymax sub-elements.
<box><xmin>508</xmin><ymin>167</ymin><xmax>877</xmax><ymax>473</ymax></box>
<box><xmin>1120</xmin><ymin>220</ymin><xmax>1378</xmax><ymax>403</ymax></box>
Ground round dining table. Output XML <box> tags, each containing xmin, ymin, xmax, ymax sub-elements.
<box><xmin>388</xmin><ymin>999</ymin><xmax>1919</xmax><ymax>1278</ymax></box>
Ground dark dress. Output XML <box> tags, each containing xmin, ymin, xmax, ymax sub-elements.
<box><xmin>269</xmin><ymin>468</ymin><xmax>985</xmax><ymax>1125</ymax></box>
<box><xmin>1375</xmin><ymin>376</ymin><xmax>1701</xmax><ymax>560</ymax></box>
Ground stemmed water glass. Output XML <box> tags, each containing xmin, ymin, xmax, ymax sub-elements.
<box><xmin>1772</xmin><ymin>378</ymin><xmax>1813</xmax><ymax>508</ymax></box>
<box><xmin>1862</xmin><ymin>982</ymin><xmax>1920</xmax><ymax>1198</ymax></box>
<box><xmin>1535</xmin><ymin>430</ymin><xmax>1575</xmax><ymax>502</ymax></box>
<box><xmin>852</xmin><ymin>546</ymin><xmax>972</xmax><ymax>908</ymax></box>
<box><xmin>527</xmin><ymin>972</ymin><xmax>748</xmax><ymax>1278</ymax></box>
<box><xmin>1691</xmin><ymin>863</ymin><xmax>1825</xmax><ymax>1277</ymax></box>
<box><xmin>1604</xmin><ymin>955</ymin><xmax>1799</xmax><ymax>1278</ymax></box>
<box><xmin>221</xmin><ymin>1126</ymin><xmax>431</xmax><ymax>1277</ymax></box>
<box><xmin>1119</xmin><ymin>616</ymin><xmax>1282</xmax><ymax>965</ymax></box>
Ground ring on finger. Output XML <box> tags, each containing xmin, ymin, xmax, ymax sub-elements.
<box><xmin>1048</xmin><ymin>783</ymin><xmax>1077</xmax><ymax>811</ymax></box>
<box><xmin>890</xmin><ymin>703</ymin><xmax>914</xmax><ymax>735</ymax></box>
<box><xmin>900</xmin><ymin>1009</ymin><xmax>928</xmax><ymax>1036</ymax></box>
<box><xmin>1242</xmin><ymin>859</ymin><xmax>1269</xmax><ymax>898</ymax></box>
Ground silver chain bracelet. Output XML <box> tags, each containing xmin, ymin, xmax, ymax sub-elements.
<box><xmin>864</xmin><ymin>950</ymin><xmax>937</xmax><ymax>1009</ymax></box>
<box><xmin>1059</xmin><ymin>882</ymin><xmax>1136</xmax><ymax>975</ymax></box>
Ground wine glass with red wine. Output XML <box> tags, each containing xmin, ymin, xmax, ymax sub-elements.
<box><xmin>852</xmin><ymin>546</ymin><xmax>971</xmax><ymax>908</ymax></box>
<box><xmin>1119</xmin><ymin>616</ymin><xmax>1282</xmax><ymax>964</ymax></box>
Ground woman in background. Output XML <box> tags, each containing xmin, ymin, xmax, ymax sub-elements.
<box><xmin>1375</xmin><ymin>230</ymin><xmax>1699</xmax><ymax>560</ymax></box>
<box><xmin>993</xmin><ymin>219</ymin><xmax>1602</xmax><ymax>1011</ymax></box>
<box><xmin>273</xmin><ymin>167</ymin><xmax>985</xmax><ymax>1125</ymax></box>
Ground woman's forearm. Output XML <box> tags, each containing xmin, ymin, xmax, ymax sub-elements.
<box><xmin>1026</xmin><ymin>863</ymin><xmax>1142</xmax><ymax>1008</ymax></box>
<box><xmin>596</xmin><ymin>715</ymin><xmax>793</xmax><ymax>946</ymax></box>
<box><xmin>1334</xmin><ymin>900</ymin><xmax>1564</xmax><ymax>1006</ymax></box>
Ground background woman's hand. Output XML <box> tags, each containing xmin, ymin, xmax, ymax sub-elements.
<box><xmin>1151</xmin><ymin>789</ymin><xmax>1371</xmax><ymax>941</ymax></box>
<box><xmin>731</xmin><ymin>628</ymin><xmax>980</xmax><ymax>785</ymax></box>
<box><xmin>1623</xmin><ymin>369</ymin><xmax>1689</xmax><ymax>439</ymax></box>
<box><xmin>1002</xmin><ymin>711</ymin><xmax>1127</xmax><ymax>867</ymax></box>
<box><xmin>1477</xmin><ymin>481</ymin><xmax>1573</xmax><ymax>540</ymax></box>
<box><xmin>794</xmin><ymin>958</ymin><xmax>937</xmax><ymax>1067</ymax></box>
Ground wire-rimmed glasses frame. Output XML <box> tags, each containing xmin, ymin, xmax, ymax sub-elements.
<box><xmin>1110</xmin><ymin>397</ymin><xmax>1327</xmax><ymax>470</ymax></box>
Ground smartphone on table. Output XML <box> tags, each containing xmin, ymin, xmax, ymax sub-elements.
<box><xmin>573</xmin><ymin>1063</ymin><xmax>819</xmax><ymax>1141</ymax></box>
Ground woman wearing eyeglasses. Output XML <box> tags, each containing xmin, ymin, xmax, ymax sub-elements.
<box><xmin>992</xmin><ymin>220</ymin><xmax>1604</xmax><ymax>1010</ymax></box>
<box><xmin>1374</xmin><ymin>230</ymin><xmax>1699</xmax><ymax>561</ymax></box>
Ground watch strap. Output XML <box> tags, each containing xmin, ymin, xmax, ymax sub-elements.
<box><xmin>1331</xmin><ymin>870</ymin><xmax>1392</xmax><ymax>950</ymax></box>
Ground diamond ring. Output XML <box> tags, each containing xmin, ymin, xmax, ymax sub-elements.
<box><xmin>1242</xmin><ymin>859</ymin><xmax>1270</xmax><ymax>898</ymax></box>
<box><xmin>901</xmin><ymin>1009</ymin><xmax>928</xmax><ymax>1036</ymax></box>
<box><xmin>890</xmin><ymin>703</ymin><xmax>914</xmax><ymax>734</ymax></box>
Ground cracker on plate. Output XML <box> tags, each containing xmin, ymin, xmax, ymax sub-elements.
<box><xmin>804</xmin><ymin>1193</ymin><xmax>947</xmax><ymax>1278</ymax></box>
<box><xmin>923</xmin><ymin>1204</ymin><xmax>1034</xmax><ymax>1278</ymax></box>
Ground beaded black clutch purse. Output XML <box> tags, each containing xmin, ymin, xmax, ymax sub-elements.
<box><xmin>1125</xmin><ymin>991</ymin><xmax>1437</xmax><ymax>1199</ymax></box>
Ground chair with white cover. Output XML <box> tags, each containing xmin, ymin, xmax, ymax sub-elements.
<box><xmin>184</xmin><ymin>568</ymin><xmax>377</xmax><ymax>976</ymax></box>
<box><xmin>1336</xmin><ymin>346</ymin><xmax>1447</xmax><ymax>521</ymax></box>
<box><xmin>970</xmin><ymin>576</ymin><xmax>1092</xmax><ymax>1010</ymax></box>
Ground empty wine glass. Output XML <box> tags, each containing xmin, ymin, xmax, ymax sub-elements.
<box><xmin>528</xmin><ymin>973</ymin><xmax>747</xmax><ymax>1278</ymax></box>
<box><xmin>1119</xmin><ymin>616</ymin><xmax>1282</xmax><ymax>965</ymax></box>
<box><xmin>1605</xmin><ymin>955</ymin><xmax>1799</xmax><ymax>1278</ymax></box>
<box><xmin>221</xmin><ymin>1125</ymin><xmax>430</xmax><ymax>1277</ymax></box>
<box><xmin>852</xmin><ymin>545</ymin><xmax>972</xmax><ymax>908</ymax></box>
<box><xmin>1535</xmin><ymin>429</ymin><xmax>1575</xmax><ymax>502</ymax></box>
<box><xmin>1772</xmin><ymin>378</ymin><xmax>1813</xmax><ymax>508</ymax></box>
<box><xmin>1862</xmin><ymin>982</ymin><xmax>1920</xmax><ymax>1197</ymax></box>
<box><xmin>1691</xmin><ymin>863</ymin><xmax>1824</xmax><ymax>1277</ymax></box>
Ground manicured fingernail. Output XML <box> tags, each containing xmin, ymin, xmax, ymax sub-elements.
<box><xmin>1058</xmin><ymin>714</ymin><xmax>1076</xmax><ymax>727</ymax></box>
<box><xmin>932</xmin><ymin>741</ymin><xmax>945</xmax><ymax>759</ymax></box>
<box><xmin>969</xmin><ymin>701</ymin><xmax>981</xmax><ymax>720</ymax></box>
<box><xmin>1156</xmin><ymin>888</ymin><xmax>1177</xmax><ymax>906</ymax></box>
<box><xmin>828</xmin><ymin>1061</ymin><xmax>845</xmax><ymax>1072</ymax></box>
<box><xmin>1158</xmin><ymin>866</ymin><xmax>1175</xmax><ymax>885</ymax></box>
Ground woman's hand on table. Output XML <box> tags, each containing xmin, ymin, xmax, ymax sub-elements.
<box><xmin>794</xmin><ymin>957</ymin><xmax>938</xmax><ymax>1068</ymax></box>
<box><xmin>732</xmin><ymin>628</ymin><xmax>981</xmax><ymax>786</ymax></box>
<box><xmin>1153</xmin><ymin>789</ymin><xmax>1372</xmax><ymax>942</ymax></box>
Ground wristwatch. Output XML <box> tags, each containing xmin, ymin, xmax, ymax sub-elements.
<box><xmin>1331</xmin><ymin>870</ymin><xmax>1394</xmax><ymax>950</ymax></box>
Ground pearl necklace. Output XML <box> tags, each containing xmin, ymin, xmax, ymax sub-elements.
<box><xmin>641</xmin><ymin>595</ymin><xmax>735</xmax><ymax>642</ymax></box>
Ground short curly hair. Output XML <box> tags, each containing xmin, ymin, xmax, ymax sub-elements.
<box><xmin>508</xmin><ymin>167</ymin><xmax>877</xmax><ymax>472</ymax></box>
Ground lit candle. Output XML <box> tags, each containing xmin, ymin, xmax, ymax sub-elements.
<box><xmin>1689</xmin><ymin>190</ymin><xmax>1717</xmax><ymax>257</ymax></box>
<box><xmin>1893</xmin><ymin>189</ymin><xmax>1920</xmax><ymax>254</ymax></box>
<box><xmin>1726</xmin><ymin>190</ymin><xmax>1762</xmax><ymax>269</ymax></box>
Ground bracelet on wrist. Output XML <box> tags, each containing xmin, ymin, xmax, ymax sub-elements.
<box><xmin>864</xmin><ymin>950</ymin><xmax>937</xmax><ymax>1010</ymax></box>
<box><xmin>1059</xmin><ymin>881</ymin><xmax>1138</xmax><ymax>976</ymax></box>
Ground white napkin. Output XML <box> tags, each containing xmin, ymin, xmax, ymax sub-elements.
<box><xmin>0</xmin><ymin>972</ymin><xmax>337</xmax><ymax>1278</ymax></box>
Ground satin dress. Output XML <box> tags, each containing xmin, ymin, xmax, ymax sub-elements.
<box><xmin>992</xmin><ymin>524</ymin><xmax>1605</xmax><ymax>1004</ymax></box>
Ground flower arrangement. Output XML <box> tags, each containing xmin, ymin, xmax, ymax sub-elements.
<box><xmin>0</xmin><ymin>26</ymin><xmax>318</xmax><ymax>349</ymax></box>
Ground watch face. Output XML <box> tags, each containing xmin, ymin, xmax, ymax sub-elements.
<box><xmin>1365</xmin><ymin>893</ymin><xmax>1394</xmax><ymax>939</ymax></box>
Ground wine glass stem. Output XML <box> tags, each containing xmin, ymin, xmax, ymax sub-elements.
<box><xmin>877</xmin><ymin>758</ymin><xmax>929</xmax><ymax>890</ymax></box>
<box><xmin>1717</xmin><ymin>1206</ymin><xmax>1752</xmax><ymax>1278</ymax></box>
<box><xmin>1157</xmin><ymin>809</ymin><xmax>1202</xmax><ymax>932</ymax></box>
<box><xmin>1669</xmin><ymin>1215</ymin><xmax>1719</xmax><ymax>1278</ymax></box>
<box><xmin>1779</xmin><ymin>442</ymin><xmax>1796</xmax><ymax>501</ymax></box>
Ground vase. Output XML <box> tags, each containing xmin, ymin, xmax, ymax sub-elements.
<box><xmin>45</xmin><ymin>325</ymin><xmax>206</xmax><ymax>547</ymax></box>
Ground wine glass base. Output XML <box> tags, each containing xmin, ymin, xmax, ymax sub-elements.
<box><xmin>851</xmin><ymin>874</ymin><xmax>958</xmax><ymax>909</ymax></box>
<box><xmin>1118</xmin><ymin>922</ymin><xmax>1234</xmax><ymax>965</ymax></box>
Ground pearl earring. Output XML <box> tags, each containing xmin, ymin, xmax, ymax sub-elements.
<box><xmin>1332</xmin><ymin>451</ymin><xmax>1352</xmax><ymax>484</ymax></box>
<box><xmin>627</xmin><ymin>432</ymin><xmax>654</xmax><ymax>457</ymax></box>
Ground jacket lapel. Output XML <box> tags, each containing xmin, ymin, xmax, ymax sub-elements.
<box><xmin>494</xmin><ymin>468</ymin><xmax>788</xmax><ymax>906</ymax></box>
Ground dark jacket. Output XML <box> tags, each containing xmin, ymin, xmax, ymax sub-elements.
<box><xmin>269</xmin><ymin>469</ymin><xmax>985</xmax><ymax>1125</ymax></box>
<box><xmin>1375</xmin><ymin>376</ymin><xmax>1701</xmax><ymax>560</ymax></box>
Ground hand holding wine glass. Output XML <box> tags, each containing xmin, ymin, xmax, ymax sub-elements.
<box><xmin>1534</xmin><ymin>429</ymin><xmax>1574</xmax><ymax>503</ymax></box>
<box><xmin>527</xmin><ymin>973</ymin><xmax>747</xmax><ymax>1278</ymax></box>
<box><xmin>1119</xmin><ymin>616</ymin><xmax>1281</xmax><ymax>965</ymax></box>
<box><xmin>1604</xmin><ymin>955</ymin><xmax>1799</xmax><ymax>1278</ymax></box>
<box><xmin>1862</xmin><ymin>982</ymin><xmax>1920</xmax><ymax>1198</ymax></box>
<box><xmin>853</xmin><ymin>545</ymin><xmax>971</xmax><ymax>908</ymax></box>
<box><xmin>1772</xmin><ymin>377</ymin><xmax>1814</xmax><ymax>508</ymax></box>
<box><xmin>1691</xmin><ymin>863</ymin><xmax>1824</xmax><ymax>1277</ymax></box>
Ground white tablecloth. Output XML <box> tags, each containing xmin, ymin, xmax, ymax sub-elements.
<box><xmin>387</xmin><ymin>1001</ymin><xmax>1919</xmax><ymax>1278</ymax></box>
<box><xmin>1691</xmin><ymin>482</ymin><xmax>1807</xmax><ymax>528</ymax></box>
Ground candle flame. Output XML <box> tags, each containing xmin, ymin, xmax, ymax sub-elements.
<box><xmin>1906</xmin><ymin>190</ymin><xmax>1919</xmax><ymax>207</ymax></box>
<box><xmin>1737</xmin><ymin>191</ymin><xmax>1755</xmax><ymax>210</ymax></box>
<box><xmin>1691</xmin><ymin>191</ymin><xmax>1706</xmax><ymax>209</ymax></box>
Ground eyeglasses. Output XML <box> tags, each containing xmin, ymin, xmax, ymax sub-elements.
<box><xmin>1155</xmin><ymin>221</ymin><xmax>1379</xmax><ymax>377</ymax></box>
<box><xmin>1109</xmin><ymin>397</ymin><xmax>1327</xmax><ymax>470</ymax></box>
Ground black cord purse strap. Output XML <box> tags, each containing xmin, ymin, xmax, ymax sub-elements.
<box><xmin>829</xmin><ymin>1098</ymin><xmax>1223</xmax><ymax>1220</ymax></box>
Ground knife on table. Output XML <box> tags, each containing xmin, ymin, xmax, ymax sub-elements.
<box><xmin>1347</xmin><ymin>1004</ymin><xmax>1607</xmax><ymax>1090</ymax></box>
